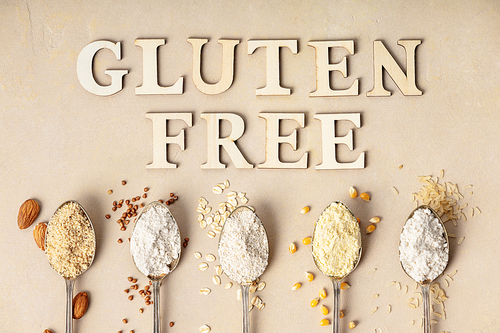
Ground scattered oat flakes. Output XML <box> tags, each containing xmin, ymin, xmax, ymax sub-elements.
<box><xmin>199</xmin><ymin>324</ymin><xmax>211</xmax><ymax>333</ymax></box>
<box><xmin>200</xmin><ymin>288</ymin><xmax>211</xmax><ymax>295</ymax></box>
<box><xmin>249</xmin><ymin>284</ymin><xmax>257</xmax><ymax>294</ymax></box>
<box><xmin>237</xmin><ymin>289</ymin><xmax>242</xmax><ymax>300</ymax></box>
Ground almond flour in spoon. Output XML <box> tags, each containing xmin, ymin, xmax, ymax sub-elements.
<box><xmin>45</xmin><ymin>201</ymin><xmax>95</xmax><ymax>279</ymax></box>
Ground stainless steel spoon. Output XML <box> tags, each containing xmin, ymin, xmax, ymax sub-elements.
<box><xmin>312</xmin><ymin>201</ymin><xmax>362</xmax><ymax>333</ymax></box>
<box><xmin>45</xmin><ymin>200</ymin><xmax>96</xmax><ymax>333</ymax></box>
<box><xmin>218</xmin><ymin>206</ymin><xmax>269</xmax><ymax>333</ymax></box>
<box><xmin>399</xmin><ymin>205</ymin><xmax>449</xmax><ymax>333</ymax></box>
<box><xmin>130</xmin><ymin>201</ymin><xmax>181</xmax><ymax>333</ymax></box>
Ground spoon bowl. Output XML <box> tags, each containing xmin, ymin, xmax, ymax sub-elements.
<box><xmin>45</xmin><ymin>200</ymin><xmax>96</xmax><ymax>333</ymax></box>
<box><xmin>218</xmin><ymin>206</ymin><xmax>269</xmax><ymax>333</ymax></box>
<box><xmin>399</xmin><ymin>205</ymin><xmax>449</xmax><ymax>333</ymax></box>
<box><xmin>312</xmin><ymin>201</ymin><xmax>362</xmax><ymax>333</ymax></box>
<box><xmin>130</xmin><ymin>201</ymin><xmax>181</xmax><ymax>333</ymax></box>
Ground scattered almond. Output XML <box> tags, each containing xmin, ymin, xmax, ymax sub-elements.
<box><xmin>18</xmin><ymin>199</ymin><xmax>40</xmax><ymax>229</ymax></box>
<box><xmin>72</xmin><ymin>291</ymin><xmax>89</xmax><ymax>319</ymax></box>
<box><xmin>33</xmin><ymin>222</ymin><xmax>47</xmax><ymax>251</ymax></box>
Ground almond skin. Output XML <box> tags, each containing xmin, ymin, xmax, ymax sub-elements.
<box><xmin>17</xmin><ymin>199</ymin><xmax>40</xmax><ymax>229</ymax></box>
<box><xmin>73</xmin><ymin>291</ymin><xmax>89</xmax><ymax>319</ymax></box>
<box><xmin>33</xmin><ymin>222</ymin><xmax>47</xmax><ymax>251</ymax></box>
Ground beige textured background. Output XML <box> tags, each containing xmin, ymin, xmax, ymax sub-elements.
<box><xmin>1</xmin><ymin>0</ymin><xmax>499</xmax><ymax>332</ymax></box>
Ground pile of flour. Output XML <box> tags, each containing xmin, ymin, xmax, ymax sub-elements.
<box><xmin>218</xmin><ymin>209</ymin><xmax>269</xmax><ymax>285</ymax></box>
<box><xmin>131</xmin><ymin>203</ymin><xmax>181</xmax><ymax>278</ymax></box>
<box><xmin>399</xmin><ymin>207</ymin><xmax>449</xmax><ymax>283</ymax></box>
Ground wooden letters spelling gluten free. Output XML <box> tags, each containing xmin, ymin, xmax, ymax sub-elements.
<box><xmin>77</xmin><ymin>38</ymin><xmax>423</xmax><ymax>169</ymax></box>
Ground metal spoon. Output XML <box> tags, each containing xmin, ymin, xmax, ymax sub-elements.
<box><xmin>399</xmin><ymin>205</ymin><xmax>449</xmax><ymax>333</ymax></box>
<box><xmin>130</xmin><ymin>201</ymin><xmax>181</xmax><ymax>333</ymax></box>
<box><xmin>218</xmin><ymin>206</ymin><xmax>269</xmax><ymax>333</ymax></box>
<box><xmin>312</xmin><ymin>201</ymin><xmax>362</xmax><ymax>333</ymax></box>
<box><xmin>45</xmin><ymin>200</ymin><xmax>96</xmax><ymax>333</ymax></box>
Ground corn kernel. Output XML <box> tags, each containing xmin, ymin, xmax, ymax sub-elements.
<box><xmin>356</xmin><ymin>217</ymin><xmax>360</xmax><ymax>224</ymax></box>
<box><xmin>320</xmin><ymin>305</ymin><xmax>329</xmax><ymax>315</ymax></box>
<box><xmin>302</xmin><ymin>236</ymin><xmax>312</xmax><ymax>245</ymax></box>
<box><xmin>292</xmin><ymin>283</ymin><xmax>301</xmax><ymax>290</ymax></box>
<box><xmin>340</xmin><ymin>282</ymin><xmax>350</xmax><ymax>290</ymax></box>
<box><xmin>289</xmin><ymin>243</ymin><xmax>297</xmax><ymax>254</ymax></box>
<box><xmin>366</xmin><ymin>225</ymin><xmax>376</xmax><ymax>234</ymax></box>
<box><xmin>360</xmin><ymin>192</ymin><xmax>370</xmax><ymax>201</ymax></box>
<box><xmin>349</xmin><ymin>321</ymin><xmax>356</xmax><ymax>329</ymax></box>
<box><xmin>349</xmin><ymin>187</ymin><xmax>358</xmax><ymax>198</ymax></box>
<box><xmin>369</xmin><ymin>217</ymin><xmax>380</xmax><ymax>223</ymax></box>
<box><xmin>310</xmin><ymin>298</ymin><xmax>319</xmax><ymax>307</ymax></box>
<box><xmin>319</xmin><ymin>319</ymin><xmax>330</xmax><ymax>326</ymax></box>
<box><xmin>306</xmin><ymin>272</ymin><xmax>314</xmax><ymax>282</ymax></box>
<box><xmin>300</xmin><ymin>206</ymin><xmax>310</xmax><ymax>214</ymax></box>
<box><xmin>319</xmin><ymin>288</ymin><xmax>327</xmax><ymax>299</ymax></box>
<box><xmin>340</xmin><ymin>310</ymin><xmax>344</xmax><ymax>318</ymax></box>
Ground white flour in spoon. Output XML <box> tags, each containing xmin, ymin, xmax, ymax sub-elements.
<box><xmin>399</xmin><ymin>207</ymin><xmax>449</xmax><ymax>283</ymax></box>
<box><xmin>131</xmin><ymin>203</ymin><xmax>181</xmax><ymax>278</ymax></box>
<box><xmin>218</xmin><ymin>209</ymin><xmax>269</xmax><ymax>285</ymax></box>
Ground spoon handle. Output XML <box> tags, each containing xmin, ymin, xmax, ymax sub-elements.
<box><xmin>241</xmin><ymin>284</ymin><xmax>250</xmax><ymax>333</ymax></box>
<box><xmin>153</xmin><ymin>280</ymin><xmax>161</xmax><ymax>333</ymax></box>
<box><xmin>422</xmin><ymin>284</ymin><xmax>431</xmax><ymax>333</ymax></box>
<box><xmin>65</xmin><ymin>279</ymin><xmax>75</xmax><ymax>333</ymax></box>
<box><xmin>332</xmin><ymin>279</ymin><xmax>341</xmax><ymax>333</ymax></box>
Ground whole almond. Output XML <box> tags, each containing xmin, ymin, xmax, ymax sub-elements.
<box><xmin>73</xmin><ymin>291</ymin><xmax>89</xmax><ymax>319</ymax></box>
<box><xmin>33</xmin><ymin>222</ymin><xmax>47</xmax><ymax>251</ymax></box>
<box><xmin>17</xmin><ymin>199</ymin><xmax>40</xmax><ymax>229</ymax></box>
